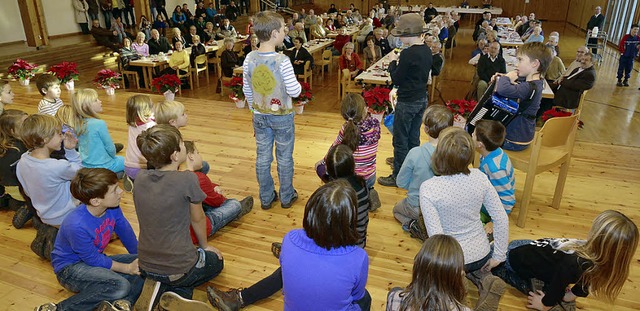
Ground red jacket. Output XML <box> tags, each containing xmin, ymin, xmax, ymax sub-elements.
<box><xmin>189</xmin><ymin>171</ymin><xmax>226</xmax><ymax>244</ymax></box>
<box><xmin>333</xmin><ymin>34</ymin><xmax>352</xmax><ymax>53</ymax></box>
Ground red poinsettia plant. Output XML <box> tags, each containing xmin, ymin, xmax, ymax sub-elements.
<box><xmin>541</xmin><ymin>107</ymin><xmax>572</xmax><ymax>122</ymax></box>
<box><xmin>294</xmin><ymin>82</ymin><xmax>313</xmax><ymax>105</ymax></box>
<box><xmin>223</xmin><ymin>76</ymin><xmax>244</xmax><ymax>100</ymax></box>
<box><xmin>151</xmin><ymin>74</ymin><xmax>182</xmax><ymax>93</ymax></box>
<box><xmin>93</xmin><ymin>69</ymin><xmax>121</xmax><ymax>89</ymax></box>
<box><xmin>363</xmin><ymin>86</ymin><xmax>392</xmax><ymax>114</ymax></box>
<box><xmin>48</xmin><ymin>62</ymin><xmax>79</xmax><ymax>84</ymax></box>
<box><xmin>8</xmin><ymin>58</ymin><xmax>38</xmax><ymax>80</ymax></box>
<box><xmin>445</xmin><ymin>99</ymin><xmax>477</xmax><ymax>119</ymax></box>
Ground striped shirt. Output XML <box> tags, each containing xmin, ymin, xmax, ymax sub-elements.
<box><xmin>345</xmin><ymin>175</ymin><xmax>370</xmax><ymax>248</ymax></box>
<box><xmin>242</xmin><ymin>51</ymin><xmax>301</xmax><ymax>115</ymax></box>
<box><xmin>479</xmin><ymin>148</ymin><xmax>516</xmax><ymax>213</ymax></box>
<box><xmin>38</xmin><ymin>98</ymin><xmax>64</xmax><ymax>116</ymax></box>
<box><xmin>329</xmin><ymin>117</ymin><xmax>381</xmax><ymax>181</ymax></box>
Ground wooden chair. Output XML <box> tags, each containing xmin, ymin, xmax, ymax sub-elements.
<box><xmin>176</xmin><ymin>63</ymin><xmax>193</xmax><ymax>95</ymax></box>
<box><xmin>319</xmin><ymin>50</ymin><xmax>332</xmax><ymax>79</ymax></box>
<box><xmin>191</xmin><ymin>54</ymin><xmax>210</xmax><ymax>88</ymax></box>
<box><xmin>341</xmin><ymin>69</ymin><xmax>362</xmax><ymax>99</ymax></box>
<box><xmin>297</xmin><ymin>60</ymin><xmax>313</xmax><ymax>86</ymax></box>
<box><xmin>505</xmin><ymin>114</ymin><xmax>580</xmax><ymax>228</ymax></box>
<box><xmin>117</xmin><ymin>56</ymin><xmax>140</xmax><ymax>89</ymax></box>
<box><xmin>215</xmin><ymin>49</ymin><xmax>233</xmax><ymax>96</ymax></box>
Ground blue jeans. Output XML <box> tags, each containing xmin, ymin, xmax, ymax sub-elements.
<box><xmin>492</xmin><ymin>239</ymin><xmax>534</xmax><ymax>295</ymax></box>
<box><xmin>392</xmin><ymin>96</ymin><xmax>428</xmax><ymax>177</ymax></box>
<box><xmin>143</xmin><ymin>249</ymin><xmax>224</xmax><ymax>300</ymax></box>
<box><xmin>464</xmin><ymin>247</ymin><xmax>492</xmax><ymax>273</ymax></box>
<box><xmin>253</xmin><ymin>113</ymin><xmax>296</xmax><ymax>206</ymax></box>
<box><xmin>617</xmin><ymin>56</ymin><xmax>634</xmax><ymax>80</ymax></box>
<box><xmin>502</xmin><ymin>140</ymin><xmax>529</xmax><ymax>151</ymax></box>
<box><xmin>203</xmin><ymin>199</ymin><xmax>241</xmax><ymax>235</ymax></box>
<box><xmin>56</xmin><ymin>254</ymin><xmax>143</xmax><ymax>311</ymax></box>
<box><xmin>365</xmin><ymin>174</ymin><xmax>376</xmax><ymax>189</ymax></box>
<box><xmin>102</xmin><ymin>11</ymin><xmax>113</xmax><ymax>29</ymax></box>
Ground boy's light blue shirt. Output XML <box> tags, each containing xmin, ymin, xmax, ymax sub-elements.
<box><xmin>479</xmin><ymin>147</ymin><xmax>516</xmax><ymax>213</ymax></box>
<box><xmin>396</xmin><ymin>142</ymin><xmax>436</xmax><ymax>207</ymax></box>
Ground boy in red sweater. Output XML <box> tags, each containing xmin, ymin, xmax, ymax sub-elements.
<box><xmin>184</xmin><ymin>141</ymin><xmax>253</xmax><ymax>243</ymax></box>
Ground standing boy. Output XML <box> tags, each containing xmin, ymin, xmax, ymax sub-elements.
<box><xmin>242</xmin><ymin>11</ymin><xmax>302</xmax><ymax>209</ymax></box>
<box><xmin>135</xmin><ymin>125</ymin><xmax>223</xmax><ymax>308</ymax></box>
<box><xmin>37</xmin><ymin>74</ymin><xmax>64</xmax><ymax>116</ymax></box>
<box><xmin>378</xmin><ymin>13</ymin><xmax>432</xmax><ymax>187</ymax></box>
<box><xmin>616</xmin><ymin>24</ymin><xmax>640</xmax><ymax>87</ymax></box>
<box><xmin>36</xmin><ymin>168</ymin><xmax>142</xmax><ymax>311</ymax></box>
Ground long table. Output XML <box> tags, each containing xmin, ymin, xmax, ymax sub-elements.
<box><xmin>326</xmin><ymin>26</ymin><xmax>359</xmax><ymax>39</ymax></box>
<box><xmin>354</xmin><ymin>51</ymin><xmax>394</xmax><ymax>85</ymax></box>
<box><xmin>495</xmin><ymin>17</ymin><xmax>512</xmax><ymax>26</ymax></box>
<box><xmin>504</xmin><ymin>49</ymin><xmax>554</xmax><ymax>98</ymax></box>
<box><xmin>397</xmin><ymin>6</ymin><xmax>503</xmax><ymax>15</ymax></box>
<box><xmin>498</xmin><ymin>28</ymin><xmax>524</xmax><ymax>47</ymax></box>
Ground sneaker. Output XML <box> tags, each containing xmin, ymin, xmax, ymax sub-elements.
<box><xmin>94</xmin><ymin>300</ymin><xmax>131</xmax><ymax>311</ymax></box>
<box><xmin>135</xmin><ymin>279</ymin><xmax>162</xmax><ymax>311</ymax></box>
<box><xmin>123</xmin><ymin>175</ymin><xmax>134</xmax><ymax>193</ymax></box>
<box><xmin>281</xmin><ymin>190</ymin><xmax>298</xmax><ymax>209</ymax></box>
<box><xmin>377</xmin><ymin>175</ymin><xmax>397</xmax><ymax>187</ymax></box>
<box><xmin>408</xmin><ymin>219</ymin><xmax>429</xmax><ymax>242</ymax></box>
<box><xmin>239</xmin><ymin>196</ymin><xmax>254</xmax><ymax>217</ymax></box>
<box><xmin>158</xmin><ymin>291</ymin><xmax>211</xmax><ymax>311</ymax></box>
<box><xmin>475</xmin><ymin>274</ymin><xmax>507</xmax><ymax>311</ymax></box>
<box><xmin>271</xmin><ymin>242</ymin><xmax>282</xmax><ymax>259</ymax></box>
<box><xmin>114</xmin><ymin>143</ymin><xmax>124</xmax><ymax>153</ymax></box>
<box><xmin>206</xmin><ymin>286</ymin><xmax>242</xmax><ymax>311</ymax></box>
<box><xmin>261</xmin><ymin>191</ymin><xmax>278</xmax><ymax>210</ymax></box>
<box><xmin>623</xmin><ymin>80</ymin><xmax>629</xmax><ymax>87</ymax></box>
<box><xmin>385</xmin><ymin>157</ymin><xmax>394</xmax><ymax>165</ymax></box>
<box><xmin>112</xmin><ymin>300</ymin><xmax>132</xmax><ymax>311</ymax></box>
<box><xmin>34</xmin><ymin>303</ymin><xmax>57</xmax><ymax>311</ymax></box>
<box><xmin>616</xmin><ymin>80</ymin><xmax>623</xmax><ymax>87</ymax></box>
<box><xmin>368</xmin><ymin>188</ymin><xmax>381</xmax><ymax>211</ymax></box>
<box><xmin>13</xmin><ymin>205</ymin><xmax>33</xmax><ymax>229</ymax></box>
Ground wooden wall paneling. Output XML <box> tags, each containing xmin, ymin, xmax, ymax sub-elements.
<box><xmin>134</xmin><ymin>0</ymin><xmax>151</xmax><ymax>25</ymax></box>
<box><xmin>17</xmin><ymin>0</ymin><xmax>49</xmax><ymax>48</ymax></box>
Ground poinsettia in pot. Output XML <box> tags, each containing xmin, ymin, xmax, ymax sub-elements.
<box><xmin>293</xmin><ymin>82</ymin><xmax>313</xmax><ymax>114</ymax></box>
<box><xmin>152</xmin><ymin>74</ymin><xmax>182</xmax><ymax>101</ymax></box>
<box><xmin>93</xmin><ymin>69</ymin><xmax>121</xmax><ymax>95</ymax></box>
<box><xmin>541</xmin><ymin>107</ymin><xmax>572</xmax><ymax>123</ymax></box>
<box><xmin>445</xmin><ymin>99</ymin><xmax>477</xmax><ymax>128</ymax></box>
<box><xmin>48</xmin><ymin>62</ymin><xmax>79</xmax><ymax>90</ymax></box>
<box><xmin>223</xmin><ymin>77</ymin><xmax>245</xmax><ymax>108</ymax></box>
<box><xmin>363</xmin><ymin>85</ymin><xmax>392</xmax><ymax>122</ymax></box>
<box><xmin>8</xmin><ymin>58</ymin><xmax>38</xmax><ymax>86</ymax></box>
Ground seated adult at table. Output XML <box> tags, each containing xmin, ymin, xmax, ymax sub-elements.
<box><xmin>304</xmin><ymin>9</ymin><xmax>319</xmax><ymax>37</ymax></box>
<box><xmin>470</xmin><ymin>39</ymin><xmax>488</xmax><ymax>60</ymax></box>
<box><xmin>289</xmin><ymin>22</ymin><xmax>307</xmax><ymax>44</ymax></box>
<box><xmin>363</xmin><ymin>37</ymin><xmax>382</xmax><ymax>68</ymax></box>
<box><xmin>546</xmin><ymin>35</ymin><xmax>560</xmax><ymax>56</ymax></box>
<box><xmin>217</xmin><ymin>18</ymin><xmax>237</xmax><ymax>39</ymax></box>
<box><xmin>326</xmin><ymin>18</ymin><xmax>337</xmax><ymax>32</ymax></box>
<box><xmin>475</xmin><ymin>11</ymin><xmax>492</xmax><ymax>30</ymax></box>
<box><xmin>438</xmin><ymin>19</ymin><xmax>449</xmax><ymax>44</ymax></box>
<box><xmin>242</xmin><ymin>35</ymin><xmax>259</xmax><ymax>58</ymax></box>
<box><xmin>190</xmin><ymin>35</ymin><xmax>206</xmax><ymax>68</ymax></box>
<box><xmin>552</xmin><ymin>52</ymin><xmax>596</xmax><ymax>110</ymax></box>
<box><xmin>90</xmin><ymin>19</ymin><xmax>120</xmax><ymax>52</ymax></box>
<box><xmin>489</xmin><ymin>17</ymin><xmax>499</xmax><ymax>31</ymax></box>
<box><xmin>344</xmin><ymin>10</ymin><xmax>355</xmax><ymax>25</ymax></box>
<box><xmin>148</xmin><ymin>29</ymin><xmax>171</xmax><ymax>54</ymax></box>
<box><xmin>374</xmin><ymin>28</ymin><xmax>391</xmax><ymax>56</ymax></box>
<box><xmin>161</xmin><ymin>41</ymin><xmax>190</xmax><ymax>85</ymax></box>
<box><xmin>521</xmin><ymin>20</ymin><xmax>543</xmax><ymax>41</ymax></box>
<box><xmin>382</xmin><ymin>10</ymin><xmax>396</xmax><ymax>30</ymax></box>
<box><xmin>335</xmin><ymin>14</ymin><xmax>346</xmax><ymax>28</ymax></box>
<box><xmin>120</xmin><ymin>38</ymin><xmax>144</xmax><ymax>87</ymax></box>
<box><xmin>524</xmin><ymin>26</ymin><xmax>544</xmax><ymax>43</ymax></box>
<box><xmin>356</xmin><ymin>18</ymin><xmax>374</xmax><ymax>44</ymax></box>
<box><xmin>558</xmin><ymin>46</ymin><xmax>588</xmax><ymax>84</ymax></box>
<box><xmin>131</xmin><ymin>32</ymin><xmax>150</xmax><ymax>57</ymax></box>
<box><xmin>431</xmin><ymin>42</ymin><xmax>445</xmax><ymax>77</ymax></box>
<box><xmin>153</xmin><ymin>14</ymin><xmax>169</xmax><ymax>36</ymax></box>
<box><xmin>545</xmin><ymin>47</ymin><xmax>565</xmax><ymax>85</ymax></box>
<box><xmin>220</xmin><ymin>38</ymin><xmax>239</xmax><ymax>78</ymax></box>
<box><xmin>171</xmin><ymin>5</ymin><xmax>186</xmax><ymax>30</ymax></box>
<box><xmin>473</xmin><ymin>20</ymin><xmax>489</xmax><ymax>42</ymax></box>
<box><xmin>476</xmin><ymin>42</ymin><xmax>506</xmax><ymax>100</ymax></box>
<box><xmin>515</xmin><ymin>16</ymin><xmax>529</xmax><ymax>36</ymax></box>
<box><xmin>225</xmin><ymin>1</ymin><xmax>239</xmax><ymax>21</ymax></box>
<box><xmin>202</xmin><ymin>22</ymin><xmax>218</xmax><ymax>44</ymax></box>
<box><xmin>171</xmin><ymin>27</ymin><xmax>187</xmax><ymax>49</ymax></box>
<box><xmin>339</xmin><ymin>42</ymin><xmax>363</xmax><ymax>79</ymax></box>
<box><xmin>332</xmin><ymin>27</ymin><xmax>351</xmax><ymax>55</ymax></box>
<box><xmin>386</xmin><ymin>24</ymin><xmax>403</xmax><ymax>49</ymax></box>
<box><xmin>289</xmin><ymin>37</ymin><xmax>314</xmax><ymax>76</ymax></box>
<box><xmin>327</xmin><ymin>3</ymin><xmax>338</xmax><ymax>14</ymax></box>
<box><xmin>310</xmin><ymin>17</ymin><xmax>327</xmax><ymax>39</ymax></box>
<box><xmin>445</xmin><ymin>18</ymin><xmax>457</xmax><ymax>49</ymax></box>
<box><xmin>184</xmin><ymin>25</ymin><xmax>199</xmax><ymax>48</ymax></box>
<box><xmin>424</xmin><ymin>3</ymin><xmax>438</xmax><ymax>23</ymax></box>
<box><xmin>282</xmin><ymin>27</ymin><xmax>295</xmax><ymax>49</ymax></box>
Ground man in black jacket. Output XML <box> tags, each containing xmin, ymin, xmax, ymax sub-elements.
<box><xmin>424</xmin><ymin>3</ymin><xmax>438</xmax><ymax>23</ymax></box>
<box><xmin>90</xmin><ymin>19</ymin><xmax>120</xmax><ymax>52</ymax></box>
<box><xmin>148</xmin><ymin>29</ymin><xmax>171</xmax><ymax>54</ymax></box>
<box><xmin>586</xmin><ymin>6</ymin><xmax>605</xmax><ymax>53</ymax></box>
<box><xmin>476</xmin><ymin>41</ymin><xmax>506</xmax><ymax>100</ymax></box>
<box><xmin>553</xmin><ymin>52</ymin><xmax>596</xmax><ymax>109</ymax></box>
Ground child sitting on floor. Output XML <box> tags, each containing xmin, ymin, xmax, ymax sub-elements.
<box><xmin>0</xmin><ymin>80</ymin><xmax>15</xmax><ymax>114</ymax></box>
<box><xmin>0</xmin><ymin>110</ymin><xmax>29</xmax><ymax>223</ymax></box>
<box><xmin>183</xmin><ymin>140</ymin><xmax>253</xmax><ymax>243</ymax></box>
<box><xmin>16</xmin><ymin>114</ymin><xmax>82</xmax><ymax>260</ymax></box>
<box><xmin>36</xmin><ymin>74</ymin><xmax>64</xmax><ymax>116</ymax></box>
<box><xmin>35</xmin><ymin>168</ymin><xmax>142</xmax><ymax>311</ymax></box>
<box><xmin>124</xmin><ymin>95</ymin><xmax>156</xmax><ymax>191</ymax></box>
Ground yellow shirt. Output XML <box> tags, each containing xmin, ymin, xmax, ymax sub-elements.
<box><xmin>168</xmin><ymin>50</ymin><xmax>190</xmax><ymax>71</ymax></box>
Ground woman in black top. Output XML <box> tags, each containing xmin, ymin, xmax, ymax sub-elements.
<box><xmin>288</xmin><ymin>37</ymin><xmax>313</xmax><ymax>76</ymax></box>
<box><xmin>220</xmin><ymin>38</ymin><xmax>239</xmax><ymax>78</ymax></box>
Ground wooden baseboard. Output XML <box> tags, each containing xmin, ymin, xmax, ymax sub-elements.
<box><xmin>49</xmin><ymin>32</ymin><xmax>84</xmax><ymax>40</ymax></box>
<box><xmin>0</xmin><ymin>40</ymin><xmax>26</xmax><ymax>47</ymax></box>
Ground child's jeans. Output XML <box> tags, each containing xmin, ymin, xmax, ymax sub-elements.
<box><xmin>204</xmin><ymin>199</ymin><xmax>241</xmax><ymax>235</ymax></box>
<box><xmin>56</xmin><ymin>254</ymin><xmax>144</xmax><ymax>310</ymax></box>
<box><xmin>492</xmin><ymin>239</ymin><xmax>534</xmax><ymax>295</ymax></box>
<box><xmin>392</xmin><ymin>96</ymin><xmax>428</xmax><ymax>177</ymax></box>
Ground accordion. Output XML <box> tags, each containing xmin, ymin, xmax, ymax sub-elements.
<box><xmin>466</xmin><ymin>81</ymin><xmax>521</xmax><ymax>134</ymax></box>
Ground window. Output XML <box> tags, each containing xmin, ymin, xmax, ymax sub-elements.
<box><xmin>606</xmin><ymin>0</ymin><xmax>638</xmax><ymax>44</ymax></box>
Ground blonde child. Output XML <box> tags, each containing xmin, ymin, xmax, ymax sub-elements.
<box><xmin>124</xmin><ymin>95</ymin><xmax>156</xmax><ymax>191</ymax></box>
<box><xmin>0</xmin><ymin>110</ymin><xmax>29</xmax><ymax>225</ymax></box>
<box><xmin>16</xmin><ymin>114</ymin><xmax>82</xmax><ymax>259</ymax></box>
<box><xmin>0</xmin><ymin>81</ymin><xmax>15</xmax><ymax>114</ymax></box>
<box><xmin>386</xmin><ymin>235</ymin><xmax>472</xmax><ymax>311</ymax></box>
<box><xmin>494</xmin><ymin>210</ymin><xmax>638</xmax><ymax>311</ymax></box>
<box><xmin>36</xmin><ymin>74</ymin><xmax>64</xmax><ymax>116</ymax></box>
<box><xmin>71</xmin><ymin>89</ymin><xmax>125</xmax><ymax>176</ymax></box>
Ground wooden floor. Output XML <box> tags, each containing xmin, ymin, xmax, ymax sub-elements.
<box><xmin>1</xmin><ymin>20</ymin><xmax>639</xmax><ymax>311</ymax></box>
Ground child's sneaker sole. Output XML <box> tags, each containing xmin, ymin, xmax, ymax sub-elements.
<box><xmin>158</xmin><ymin>292</ymin><xmax>213</xmax><ymax>311</ymax></box>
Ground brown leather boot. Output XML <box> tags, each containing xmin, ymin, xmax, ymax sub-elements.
<box><xmin>206</xmin><ymin>286</ymin><xmax>242</xmax><ymax>311</ymax></box>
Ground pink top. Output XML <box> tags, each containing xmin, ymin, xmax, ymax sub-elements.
<box><xmin>124</xmin><ymin>120</ymin><xmax>156</xmax><ymax>169</ymax></box>
<box><xmin>132</xmin><ymin>42</ymin><xmax>150</xmax><ymax>57</ymax></box>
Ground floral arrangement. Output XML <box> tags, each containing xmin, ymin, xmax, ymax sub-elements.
<box><xmin>294</xmin><ymin>82</ymin><xmax>313</xmax><ymax>105</ymax></box>
<box><xmin>445</xmin><ymin>99</ymin><xmax>477</xmax><ymax>120</ymax></box>
<box><xmin>223</xmin><ymin>76</ymin><xmax>244</xmax><ymax>101</ymax></box>
<box><xmin>93</xmin><ymin>69</ymin><xmax>121</xmax><ymax>89</ymax></box>
<box><xmin>151</xmin><ymin>74</ymin><xmax>182</xmax><ymax>93</ymax></box>
<box><xmin>541</xmin><ymin>107</ymin><xmax>572</xmax><ymax>122</ymax></box>
<box><xmin>48</xmin><ymin>62</ymin><xmax>79</xmax><ymax>84</ymax></box>
<box><xmin>363</xmin><ymin>86</ymin><xmax>392</xmax><ymax>114</ymax></box>
<box><xmin>8</xmin><ymin>58</ymin><xmax>38</xmax><ymax>80</ymax></box>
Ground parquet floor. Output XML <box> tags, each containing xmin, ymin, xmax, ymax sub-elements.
<box><xmin>0</xmin><ymin>20</ymin><xmax>639</xmax><ymax>311</ymax></box>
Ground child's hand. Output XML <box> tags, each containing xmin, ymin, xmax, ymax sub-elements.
<box><xmin>505</xmin><ymin>70</ymin><xmax>519</xmax><ymax>83</ymax></box>
<box><xmin>481</xmin><ymin>258</ymin><xmax>501</xmax><ymax>272</ymax></box>
<box><xmin>490</xmin><ymin>72</ymin><xmax>503</xmax><ymax>83</ymax></box>
<box><xmin>128</xmin><ymin>259</ymin><xmax>140</xmax><ymax>275</ymax></box>
<box><xmin>214</xmin><ymin>186</ymin><xmax>224</xmax><ymax>195</ymax></box>
<box><xmin>205</xmin><ymin>245</ymin><xmax>223</xmax><ymax>260</ymax></box>
<box><xmin>527</xmin><ymin>290</ymin><xmax>552</xmax><ymax>311</ymax></box>
<box><xmin>483</xmin><ymin>222</ymin><xmax>494</xmax><ymax>234</ymax></box>
<box><xmin>63</xmin><ymin>132</ymin><xmax>78</xmax><ymax>150</ymax></box>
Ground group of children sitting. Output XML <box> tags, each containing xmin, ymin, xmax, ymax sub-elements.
<box><xmin>0</xmin><ymin>8</ymin><xmax>638</xmax><ymax>311</ymax></box>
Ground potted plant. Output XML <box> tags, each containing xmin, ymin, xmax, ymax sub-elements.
<box><xmin>48</xmin><ymin>62</ymin><xmax>79</xmax><ymax>90</ymax></box>
<box><xmin>152</xmin><ymin>74</ymin><xmax>182</xmax><ymax>101</ymax></box>
<box><xmin>445</xmin><ymin>99</ymin><xmax>477</xmax><ymax>128</ymax></box>
<box><xmin>8</xmin><ymin>58</ymin><xmax>37</xmax><ymax>86</ymax></box>
<box><xmin>93</xmin><ymin>69</ymin><xmax>121</xmax><ymax>95</ymax></box>
<box><xmin>363</xmin><ymin>85</ymin><xmax>392</xmax><ymax>122</ymax></box>
<box><xmin>223</xmin><ymin>76</ymin><xmax>245</xmax><ymax>108</ymax></box>
<box><xmin>293</xmin><ymin>82</ymin><xmax>313</xmax><ymax>114</ymax></box>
